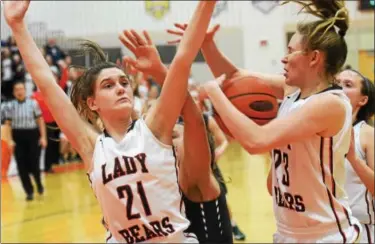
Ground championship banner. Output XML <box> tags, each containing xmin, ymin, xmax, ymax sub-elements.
<box><xmin>145</xmin><ymin>1</ymin><xmax>170</xmax><ymax>20</ymax></box>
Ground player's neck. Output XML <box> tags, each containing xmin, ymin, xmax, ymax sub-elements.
<box><xmin>299</xmin><ymin>78</ymin><xmax>331</xmax><ymax>99</ymax></box>
<box><xmin>101</xmin><ymin>117</ymin><xmax>133</xmax><ymax>143</ymax></box>
<box><xmin>352</xmin><ymin>110</ymin><xmax>360</xmax><ymax>124</ymax></box>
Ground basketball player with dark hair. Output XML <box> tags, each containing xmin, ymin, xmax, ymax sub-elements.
<box><xmin>4</xmin><ymin>0</ymin><xmax>217</xmax><ymax>242</ymax></box>
<box><xmin>168</xmin><ymin>0</ymin><xmax>361</xmax><ymax>243</ymax></box>
<box><xmin>336</xmin><ymin>69</ymin><xmax>375</xmax><ymax>243</ymax></box>
<box><xmin>189</xmin><ymin>88</ymin><xmax>247</xmax><ymax>241</ymax></box>
<box><xmin>119</xmin><ymin>29</ymin><xmax>233</xmax><ymax>243</ymax></box>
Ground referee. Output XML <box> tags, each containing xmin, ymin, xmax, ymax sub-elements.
<box><xmin>4</xmin><ymin>82</ymin><xmax>47</xmax><ymax>201</ymax></box>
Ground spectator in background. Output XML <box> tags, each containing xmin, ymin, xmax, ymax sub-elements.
<box><xmin>132</xmin><ymin>72</ymin><xmax>145</xmax><ymax>118</ymax></box>
<box><xmin>58</xmin><ymin>61</ymin><xmax>83</xmax><ymax>164</ymax></box>
<box><xmin>45</xmin><ymin>54</ymin><xmax>55</xmax><ymax>68</ymax></box>
<box><xmin>1</xmin><ymin>102</ymin><xmax>12</xmax><ymax>178</ymax></box>
<box><xmin>64</xmin><ymin>55</ymin><xmax>72</xmax><ymax>67</ymax></box>
<box><xmin>11</xmin><ymin>54</ymin><xmax>26</xmax><ymax>83</ymax></box>
<box><xmin>32</xmin><ymin>64</ymin><xmax>68</xmax><ymax>173</ymax></box>
<box><xmin>1</xmin><ymin>40</ymin><xmax>7</xmax><ymax>47</ymax></box>
<box><xmin>44</xmin><ymin>38</ymin><xmax>66</xmax><ymax>66</ymax></box>
<box><xmin>141</xmin><ymin>84</ymin><xmax>159</xmax><ymax>115</ymax></box>
<box><xmin>1</xmin><ymin>47</ymin><xmax>14</xmax><ymax>101</ymax></box>
<box><xmin>7</xmin><ymin>36</ymin><xmax>19</xmax><ymax>56</ymax></box>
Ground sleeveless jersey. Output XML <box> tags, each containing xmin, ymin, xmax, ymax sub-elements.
<box><xmin>87</xmin><ymin>119</ymin><xmax>194</xmax><ymax>243</ymax></box>
<box><xmin>344</xmin><ymin>121</ymin><xmax>375</xmax><ymax>225</ymax></box>
<box><xmin>272</xmin><ymin>87</ymin><xmax>361</xmax><ymax>241</ymax></box>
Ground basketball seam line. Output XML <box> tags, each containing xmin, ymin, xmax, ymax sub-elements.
<box><xmin>227</xmin><ymin>92</ymin><xmax>277</xmax><ymax>100</ymax></box>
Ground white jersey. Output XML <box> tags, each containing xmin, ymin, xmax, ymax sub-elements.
<box><xmin>272</xmin><ymin>87</ymin><xmax>361</xmax><ymax>242</ymax></box>
<box><xmin>345</xmin><ymin>121</ymin><xmax>375</xmax><ymax>224</ymax></box>
<box><xmin>87</xmin><ymin>119</ymin><xmax>195</xmax><ymax>243</ymax></box>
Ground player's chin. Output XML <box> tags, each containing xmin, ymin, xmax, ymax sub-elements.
<box><xmin>114</xmin><ymin>102</ymin><xmax>133</xmax><ymax>112</ymax></box>
<box><xmin>284</xmin><ymin>77</ymin><xmax>294</xmax><ymax>86</ymax></box>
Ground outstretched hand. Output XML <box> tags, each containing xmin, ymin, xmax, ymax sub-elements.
<box><xmin>118</xmin><ymin>29</ymin><xmax>164</xmax><ymax>77</ymax></box>
<box><xmin>2</xmin><ymin>0</ymin><xmax>30</xmax><ymax>28</ymax></box>
<box><xmin>166</xmin><ymin>23</ymin><xmax>220</xmax><ymax>45</ymax></box>
<box><xmin>198</xmin><ymin>74</ymin><xmax>226</xmax><ymax>101</ymax></box>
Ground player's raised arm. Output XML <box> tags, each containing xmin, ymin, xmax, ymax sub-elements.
<box><xmin>167</xmin><ymin>23</ymin><xmax>288</xmax><ymax>99</ymax></box>
<box><xmin>144</xmin><ymin>1</ymin><xmax>217</xmax><ymax>145</ymax></box>
<box><xmin>120</xmin><ymin>29</ymin><xmax>212</xmax><ymax>185</ymax></box>
<box><xmin>3</xmin><ymin>0</ymin><xmax>98</xmax><ymax>167</ymax></box>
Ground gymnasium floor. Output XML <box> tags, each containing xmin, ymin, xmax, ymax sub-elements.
<box><xmin>1</xmin><ymin>142</ymin><xmax>276</xmax><ymax>243</ymax></box>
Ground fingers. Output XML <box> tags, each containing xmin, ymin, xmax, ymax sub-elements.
<box><xmin>123</xmin><ymin>56</ymin><xmax>138</xmax><ymax>74</ymax></box>
<box><xmin>124</xmin><ymin>30</ymin><xmax>139</xmax><ymax>48</ymax></box>
<box><xmin>143</xmin><ymin>30</ymin><xmax>153</xmax><ymax>45</ymax></box>
<box><xmin>216</xmin><ymin>74</ymin><xmax>227</xmax><ymax>88</ymax></box>
<box><xmin>174</xmin><ymin>23</ymin><xmax>188</xmax><ymax>30</ymax></box>
<box><xmin>166</xmin><ymin>23</ymin><xmax>186</xmax><ymax>44</ymax></box>
<box><xmin>123</xmin><ymin>56</ymin><xmax>137</xmax><ymax>67</ymax></box>
<box><xmin>209</xmin><ymin>24</ymin><xmax>220</xmax><ymax>35</ymax></box>
<box><xmin>167</xmin><ymin>39</ymin><xmax>181</xmax><ymax>45</ymax></box>
<box><xmin>166</xmin><ymin>29</ymin><xmax>184</xmax><ymax>36</ymax></box>
<box><xmin>216</xmin><ymin>74</ymin><xmax>226</xmax><ymax>82</ymax></box>
<box><xmin>119</xmin><ymin>31</ymin><xmax>136</xmax><ymax>53</ymax></box>
<box><xmin>130</xmin><ymin>29</ymin><xmax>147</xmax><ymax>46</ymax></box>
<box><xmin>166</xmin><ymin>29</ymin><xmax>183</xmax><ymax>44</ymax></box>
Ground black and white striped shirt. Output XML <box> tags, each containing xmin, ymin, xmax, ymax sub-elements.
<box><xmin>4</xmin><ymin>98</ymin><xmax>42</xmax><ymax>129</ymax></box>
<box><xmin>1</xmin><ymin>102</ymin><xmax>8</xmax><ymax>125</ymax></box>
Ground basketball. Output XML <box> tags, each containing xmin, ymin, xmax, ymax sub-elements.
<box><xmin>213</xmin><ymin>75</ymin><xmax>279</xmax><ymax>137</ymax></box>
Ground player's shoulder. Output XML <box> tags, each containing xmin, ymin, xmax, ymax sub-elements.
<box><xmin>309</xmin><ymin>89</ymin><xmax>348</xmax><ymax>110</ymax></box>
<box><xmin>361</xmin><ymin>123</ymin><xmax>374</xmax><ymax>143</ymax></box>
<box><xmin>361</xmin><ymin>123</ymin><xmax>373</xmax><ymax>133</ymax></box>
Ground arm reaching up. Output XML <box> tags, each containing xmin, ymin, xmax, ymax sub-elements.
<box><xmin>120</xmin><ymin>28</ymin><xmax>212</xmax><ymax>187</ymax></box>
<box><xmin>134</xmin><ymin>1</ymin><xmax>217</xmax><ymax>145</ymax></box>
<box><xmin>167</xmin><ymin>22</ymin><xmax>289</xmax><ymax>99</ymax></box>
<box><xmin>3</xmin><ymin>0</ymin><xmax>98</xmax><ymax>169</ymax></box>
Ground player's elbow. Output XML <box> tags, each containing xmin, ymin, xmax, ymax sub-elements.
<box><xmin>267</xmin><ymin>183</ymin><xmax>272</xmax><ymax>196</ymax></box>
<box><xmin>243</xmin><ymin>137</ymin><xmax>269</xmax><ymax>155</ymax></box>
<box><xmin>245</xmin><ymin>146</ymin><xmax>267</xmax><ymax>155</ymax></box>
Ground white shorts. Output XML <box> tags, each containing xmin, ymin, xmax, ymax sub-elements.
<box><xmin>359</xmin><ymin>224</ymin><xmax>374</xmax><ymax>244</ymax></box>
<box><xmin>273</xmin><ymin>224</ymin><xmax>361</xmax><ymax>243</ymax></box>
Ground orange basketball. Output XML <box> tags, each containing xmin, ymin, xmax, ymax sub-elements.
<box><xmin>213</xmin><ymin>75</ymin><xmax>279</xmax><ymax>137</ymax></box>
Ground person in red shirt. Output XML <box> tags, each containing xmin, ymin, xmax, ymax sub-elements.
<box><xmin>32</xmin><ymin>64</ymin><xmax>68</xmax><ymax>172</ymax></box>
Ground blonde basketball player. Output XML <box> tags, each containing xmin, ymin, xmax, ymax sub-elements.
<box><xmin>168</xmin><ymin>0</ymin><xmax>361</xmax><ymax>243</ymax></box>
<box><xmin>336</xmin><ymin>69</ymin><xmax>375</xmax><ymax>243</ymax></box>
<box><xmin>3</xmin><ymin>0</ymin><xmax>217</xmax><ymax>243</ymax></box>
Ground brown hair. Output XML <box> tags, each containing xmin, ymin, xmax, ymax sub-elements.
<box><xmin>346</xmin><ymin>69</ymin><xmax>375</xmax><ymax>124</ymax></box>
<box><xmin>70</xmin><ymin>40</ymin><xmax>131</xmax><ymax>124</ymax></box>
<box><xmin>283</xmin><ymin>0</ymin><xmax>349</xmax><ymax>80</ymax></box>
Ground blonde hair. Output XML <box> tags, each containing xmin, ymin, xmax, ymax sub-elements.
<box><xmin>282</xmin><ymin>0</ymin><xmax>349</xmax><ymax>79</ymax></box>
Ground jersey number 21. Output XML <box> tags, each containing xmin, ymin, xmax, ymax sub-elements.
<box><xmin>117</xmin><ymin>181</ymin><xmax>152</xmax><ymax>220</ymax></box>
